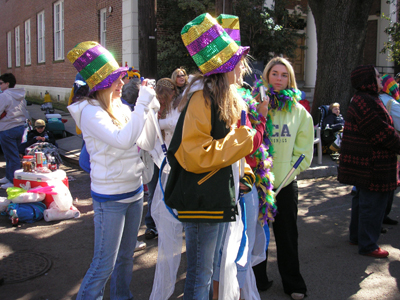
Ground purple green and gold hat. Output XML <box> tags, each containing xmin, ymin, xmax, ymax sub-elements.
<box><xmin>181</xmin><ymin>13</ymin><xmax>249</xmax><ymax>76</ymax></box>
<box><xmin>216</xmin><ymin>14</ymin><xmax>242</xmax><ymax>46</ymax></box>
<box><xmin>67</xmin><ymin>41</ymin><xmax>128</xmax><ymax>93</ymax></box>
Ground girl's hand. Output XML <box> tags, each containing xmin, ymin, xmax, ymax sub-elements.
<box><xmin>257</xmin><ymin>95</ymin><xmax>269</xmax><ymax>117</ymax></box>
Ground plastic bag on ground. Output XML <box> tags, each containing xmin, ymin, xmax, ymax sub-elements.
<box><xmin>11</xmin><ymin>192</ymin><xmax>45</xmax><ymax>204</ymax></box>
<box><xmin>49</xmin><ymin>180</ymin><xmax>73</xmax><ymax>211</ymax></box>
<box><xmin>44</xmin><ymin>205</ymin><xmax>80</xmax><ymax>222</ymax></box>
<box><xmin>0</xmin><ymin>197</ymin><xmax>11</xmax><ymax>212</ymax></box>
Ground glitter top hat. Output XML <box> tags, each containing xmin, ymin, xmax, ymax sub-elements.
<box><xmin>181</xmin><ymin>13</ymin><xmax>249</xmax><ymax>76</ymax></box>
<box><xmin>67</xmin><ymin>41</ymin><xmax>128</xmax><ymax>93</ymax></box>
<box><xmin>216</xmin><ymin>14</ymin><xmax>242</xmax><ymax>46</ymax></box>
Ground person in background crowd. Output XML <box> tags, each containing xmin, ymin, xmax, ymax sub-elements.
<box><xmin>322</xmin><ymin>102</ymin><xmax>344</xmax><ymax>133</ymax></box>
<box><xmin>394</xmin><ymin>72</ymin><xmax>400</xmax><ymax>85</ymax></box>
<box><xmin>19</xmin><ymin>119</ymin><xmax>57</xmax><ymax>155</ymax></box>
<box><xmin>149</xmin><ymin>78</ymin><xmax>184</xmax><ymax>300</ymax></box>
<box><xmin>26</xmin><ymin>119</ymin><xmax>56</xmax><ymax>147</ymax></box>
<box><xmin>164</xmin><ymin>13</ymin><xmax>255</xmax><ymax>299</ymax></box>
<box><xmin>145</xmin><ymin>78</ymin><xmax>178</xmax><ymax>241</ymax></box>
<box><xmin>121</xmin><ymin>78</ymin><xmax>141</xmax><ymax>111</ymax></box>
<box><xmin>378</xmin><ymin>74</ymin><xmax>400</xmax><ymax>227</ymax></box>
<box><xmin>338</xmin><ymin>65</ymin><xmax>400</xmax><ymax>259</ymax></box>
<box><xmin>0</xmin><ymin>73</ymin><xmax>28</xmax><ymax>189</ymax></box>
<box><xmin>322</xmin><ymin>102</ymin><xmax>345</xmax><ymax>154</ymax></box>
<box><xmin>298</xmin><ymin>91</ymin><xmax>310</xmax><ymax>113</ymax></box>
<box><xmin>253</xmin><ymin>57</ymin><xmax>314</xmax><ymax>300</ymax></box>
<box><xmin>171</xmin><ymin>67</ymin><xmax>188</xmax><ymax>97</ymax></box>
<box><xmin>67</xmin><ymin>41</ymin><xmax>158</xmax><ymax>299</ymax></box>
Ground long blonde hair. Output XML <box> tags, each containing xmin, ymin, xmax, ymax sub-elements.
<box><xmin>179</xmin><ymin>72</ymin><xmax>245</xmax><ymax>126</ymax></box>
<box><xmin>171</xmin><ymin>67</ymin><xmax>188</xmax><ymax>87</ymax></box>
<box><xmin>86</xmin><ymin>87</ymin><xmax>129</xmax><ymax>128</ymax></box>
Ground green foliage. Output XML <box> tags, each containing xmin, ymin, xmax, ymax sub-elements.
<box><xmin>381</xmin><ymin>10</ymin><xmax>400</xmax><ymax>64</ymax></box>
<box><xmin>157</xmin><ymin>0</ymin><xmax>305</xmax><ymax>78</ymax></box>
<box><xmin>157</xmin><ymin>0</ymin><xmax>215</xmax><ymax>78</ymax></box>
<box><xmin>233</xmin><ymin>0</ymin><xmax>305</xmax><ymax>64</ymax></box>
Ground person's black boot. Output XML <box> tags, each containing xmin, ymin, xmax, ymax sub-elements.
<box><xmin>252</xmin><ymin>257</ymin><xmax>273</xmax><ymax>291</ymax></box>
<box><xmin>383</xmin><ymin>217</ymin><xmax>398</xmax><ymax>225</ymax></box>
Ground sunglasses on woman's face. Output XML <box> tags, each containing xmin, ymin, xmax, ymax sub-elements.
<box><xmin>177</xmin><ymin>74</ymin><xmax>186</xmax><ymax>78</ymax></box>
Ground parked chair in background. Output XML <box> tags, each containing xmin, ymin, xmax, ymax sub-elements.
<box><xmin>314</xmin><ymin>125</ymin><xmax>322</xmax><ymax>164</ymax></box>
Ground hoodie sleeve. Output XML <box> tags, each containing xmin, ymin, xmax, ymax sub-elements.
<box><xmin>81</xmin><ymin>104</ymin><xmax>149</xmax><ymax>150</ymax></box>
<box><xmin>136</xmin><ymin>105</ymin><xmax>157</xmax><ymax>151</ymax></box>
<box><xmin>0</xmin><ymin>93</ymin><xmax>10</xmax><ymax>115</ymax></box>
<box><xmin>291</xmin><ymin>106</ymin><xmax>314</xmax><ymax>175</ymax></box>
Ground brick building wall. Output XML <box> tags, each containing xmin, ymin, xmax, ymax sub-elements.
<box><xmin>0</xmin><ymin>0</ymin><xmax>123</xmax><ymax>90</ymax></box>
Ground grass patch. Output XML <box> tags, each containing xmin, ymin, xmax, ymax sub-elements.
<box><xmin>26</xmin><ymin>96</ymin><xmax>69</xmax><ymax>113</ymax></box>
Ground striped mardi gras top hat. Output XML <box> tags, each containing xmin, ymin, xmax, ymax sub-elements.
<box><xmin>181</xmin><ymin>13</ymin><xmax>249</xmax><ymax>76</ymax></box>
<box><xmin>216</xmin><ymin>14</ymin><xmax>242</xmax><ymax>46</ymax></box>
<box><xmin>381</xmin><ymin>74</ymin><xmax>400</xmax><ymax>101</ymax></box>
<box><xmin>67</xmin><ymin>41</ymin><xmax>128</xmax><ymax>93</ymax></box>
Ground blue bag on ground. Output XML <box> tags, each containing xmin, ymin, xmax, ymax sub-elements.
<box><xmin>6</xmin><ymin>202</ymin><xmax>46</xmax><ymax>223</ymax></box>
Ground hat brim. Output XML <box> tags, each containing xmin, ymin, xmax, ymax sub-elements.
<box><xmin>90</xmin><ymin>66</ymin><xmax>129</xmax><ymax>93</ymax></box>
<box><xmin>204</xmin><ymin>46</ymin><xmax>250</xmax><ymax>76</ymax></box>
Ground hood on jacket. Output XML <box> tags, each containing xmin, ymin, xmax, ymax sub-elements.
<box><xmin>67</xmin><ymin>100</ymin><xmax>92</xmax><ymax>129</ymax></box>
<box><xmin>4</xmin><ymin>88</ymin><xmax>26</xmax><ymax>101</ymax></box>
<box><xmin>351</xmin><ymin>65</ymin><xmax>379</xmax><ymax>95</ymax></box>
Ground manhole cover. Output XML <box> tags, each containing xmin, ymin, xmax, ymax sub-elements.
<box><xmin>0</xmin><ymin>252</ymin><xmax>52</xmax><ymax>284</ymax></box>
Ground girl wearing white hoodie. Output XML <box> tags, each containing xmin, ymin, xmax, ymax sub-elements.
<box><xmin>67</xmin><ymin>41</ymin><xmax>158</xmax><ymax>300</ymax></box>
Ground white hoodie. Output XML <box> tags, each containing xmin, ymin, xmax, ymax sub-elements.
<box><xmin>68</xmin><ymin>86</ymin><xmax>158</xmax><ymax>197</ymax></box>
<box><xmin>0</xmin><ymin>88</ymin><xmax>28</xmax><ymax>131</ymax></box>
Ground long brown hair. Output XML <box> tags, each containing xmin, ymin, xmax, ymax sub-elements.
<box><xmin>179</xmin><ymin>72</ymin><xmax>245</xmax><ymax>126</ymax></box>
<box><xmin>156</xmin><ymin>78</ymin><xmax>177</xmax><ymax>117</ymax></box>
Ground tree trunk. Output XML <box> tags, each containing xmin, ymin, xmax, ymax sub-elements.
<box><xmin>215</xmin><ymin>0</ymin><xmax>233</xmax><ymax>15</ymax></box>
<box><xmin>308</xmin><ymin>0</ymin><xmax>375</xmax><ymax>121</ymax></box>
<box><xmin>138</xmin><ymin>0</ymin><xmax>157</xmax><ymax>79</ymax></box>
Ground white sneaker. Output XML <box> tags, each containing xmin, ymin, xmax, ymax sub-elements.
<box><xmin>291</xmin><ymin>293</ymin><xmax>305</xmax><ymax>300</ymax></box>
<box><xmin>1</xmin><ymin>182</ymin><xmax>13</xmax><ymax>189</ymax></box>
<box><xmin>0</xmin><ymin>177</ymin><xmax>9</xmax><ymax>184</ymax></box>
<box><xmin>134</xmin><ymin>240</ymin><xmax>146</xmax><ymax>252</ymax></box>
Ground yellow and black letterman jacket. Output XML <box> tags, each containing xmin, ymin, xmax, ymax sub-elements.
<box><xmin>165</xmin><ymin>90</ymin><xmax>255</xmax><ymax>223</ymax></box>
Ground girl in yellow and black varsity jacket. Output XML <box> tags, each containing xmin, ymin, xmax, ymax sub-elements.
<box><xmin>164</xmin><ymin>13</ymin><xmax>257</xmax><ymax>298</ymax></box>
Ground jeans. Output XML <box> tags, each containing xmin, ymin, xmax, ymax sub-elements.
<box><xmin>145</xmin><ymin>164</ymin><xmax>159</xmax><ymax>231</ymax></box>
<box><xmin>349</xmin><ymin>187</ymin><xmax>390</xmax><ymax>254</ymax></box>
<box><xmin>385</xmin><ymin>190</ymin><xmax>395</xmax><ymax>219</ymax></box>
<box><xmin>0</xmin><ymin>125</ymin><xmax>24</xmax><ymax>182</ymax></box>
<box><xmin>212</xmin><ymin>187</ymin><xmax>259</xmax><ymax>288</ymax></box>
<box><xmin>183</xmin><ymin>222</ymin><xmax>220</xmax><ymax>300</ymax></box>
<box><xmin>76</xmin><ymin>198</ymin><xmax>143</xmax><ymax>300</ymax></box>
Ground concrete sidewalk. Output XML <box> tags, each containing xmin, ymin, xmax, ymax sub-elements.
<box><xmin>25</xmin><ymin>103</ymin><xmax>339</xmax><ymax>179</ymax></box>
